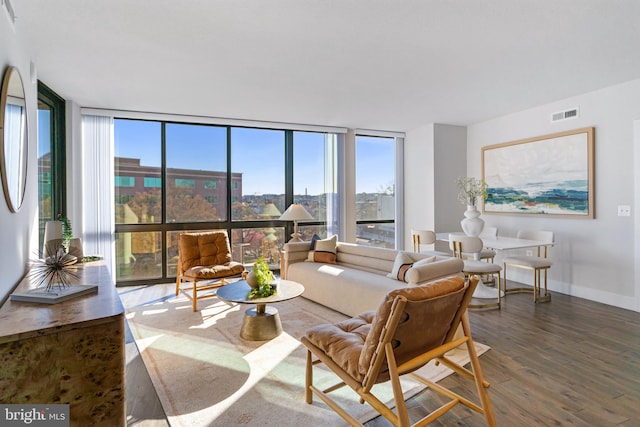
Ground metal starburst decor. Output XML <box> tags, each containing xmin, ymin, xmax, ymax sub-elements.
<box><xmin>29</xmin><ymin>245</ymin><xmax>80</xmax><ymax>291</ymax></box>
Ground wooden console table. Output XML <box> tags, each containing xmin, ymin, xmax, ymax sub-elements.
<box><xmin>0</xmin><ymin>262</ymin><xmax>125</xmax><ymax>426</ymax></box>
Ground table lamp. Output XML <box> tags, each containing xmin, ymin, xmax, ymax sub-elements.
<box><xmin>42</xmin><ymin>220</ymin><xmax>63</xmax><ymax>257</ymax></box>
<box><xmin>279</xmin><ymin>204</ymin><xmax>313</xmax><ymax>242</ymax></box>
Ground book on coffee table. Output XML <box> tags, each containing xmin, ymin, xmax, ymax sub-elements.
<box><xmin>10</xmin><ymin>284</ymin><xmax>99</xmax><ymax>304</ymax></box>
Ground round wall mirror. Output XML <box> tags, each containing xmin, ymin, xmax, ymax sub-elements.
<box><xmin>0</xmin><ymin>66</ymin><xmax>28</xmax><ymax>212</ymax></box>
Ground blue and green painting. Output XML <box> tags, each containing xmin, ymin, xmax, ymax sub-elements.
<box><xmin>483</xmin><ymin>133</ymin><xmax>591</xmax><ymax>216</ymax></box>
<box><xmin>485</xmin><ymin>179</ymin><xmax>588</xmax><ymax>214</ymax></box>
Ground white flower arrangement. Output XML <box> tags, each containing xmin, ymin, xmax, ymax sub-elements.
<box><xmin>456</xmin><ymin>177</ymin><xmax>487</xmax><ymax>207</ymax></box>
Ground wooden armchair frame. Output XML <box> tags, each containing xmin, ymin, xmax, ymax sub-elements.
<box><xmin>301</xmin><ymin>277</ymin><xmax>496</xmax><ymax>427</ymax></box>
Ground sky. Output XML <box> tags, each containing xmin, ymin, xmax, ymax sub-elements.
<box><xmin>113</xmin><ymin>119</ymin><xmax>395</xmax><ymax>195</ymax></box>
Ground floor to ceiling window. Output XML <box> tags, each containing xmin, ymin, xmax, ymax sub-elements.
<box><xmin>293</xmin><ymin>131</ymin><xmax>339</xmax><ymax>240</ymax></box>
<box><xmin>37</xmin><ymin>82</ymin><xmax>66</xmax><ymax>252</ymax></box>
<box><xmin>114</xmin><ymin>120</ymin><xmax>162</xmax><ymax>281</ymax></box>
<box><xmin>167</xmin><ymin>123</ymin><xmax>228</xmax><ymax>223</ymax></box>
<box><xmin>355</xmin><ymin>134</ymin><xmax>396</xmax><ymax>248</ymax></box>
<box><xmin>113</xmin><ymin>119</ymin><xmax>338</xmax><ymax>285</ymax></box>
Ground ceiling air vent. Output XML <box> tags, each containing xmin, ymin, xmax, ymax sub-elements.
<box><xmin>551</xmin><ymin>107</ymin><xmax>579</xmax><ymax>122</ymax></box>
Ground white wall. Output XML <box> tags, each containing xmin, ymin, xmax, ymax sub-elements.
<box><xmin>404</xmin><ymin>124</ymin><xmax>435</xmax><ymax>250</ymax></box>
<box><xmin>467</xmin><ymin>78</ymin><xmax>640</xmax><ymax>311</ymax></box>
<box><xmin>0</xmin><ymin>17</ymin><xmax>39</xmax><ymax>302</ymax></box>
<box><xmin>433</xmin><ymin>124</ymin><xmax>467</xmax><ymax>234</ymax></box>
<box><xmin>404</xmin><ymin>124</ymin><xmax>467</xmax><ymax>252</ymax></box>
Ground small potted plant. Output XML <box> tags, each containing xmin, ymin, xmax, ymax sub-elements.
<box><xmin>246</xmin><ymin>257</ymin><xmax>277</xmax><ymax>298</ymax></box>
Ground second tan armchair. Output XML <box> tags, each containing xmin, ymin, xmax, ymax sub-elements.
<box><xmin>176</xmin><ymin>231</ymin><xmax>246</xmax><ymax>311</ymax></box>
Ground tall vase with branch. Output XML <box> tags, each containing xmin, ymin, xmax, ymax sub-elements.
<box><xmin>456</xmin><ymin>177</ymin><xmax>487</xmax><ymax>237</ymax></box>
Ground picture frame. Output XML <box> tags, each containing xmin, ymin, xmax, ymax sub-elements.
<box><xmin>481</xmin><ymin>127</ymin><xmax>595</xmax><ymax>218</ymax></box>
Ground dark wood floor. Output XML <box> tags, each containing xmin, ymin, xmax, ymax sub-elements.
<box><xmin>123</xmin><ymin>285</ymin><xmax>640</xmax><ymax>426</ymax></box>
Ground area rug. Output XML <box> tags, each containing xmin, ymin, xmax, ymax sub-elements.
<box><xmin>125</xmin><ymin>287</ymin><xmax>490</xmax><ymax>427</ymax></box>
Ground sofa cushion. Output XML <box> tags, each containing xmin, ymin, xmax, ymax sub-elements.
<box><xmin>404</xmin><ymin>257</ymin><xmax>464</xmax><ymax>285</ymax></box>
<box><xmin>413</xmin><ymin>255</ymin><xmax>436</xmax><ymax>267</ymax></box>
<box><xmin>336</xmin><ymin>242</ymin><xmax>397</xmax><ymax>275</ymax></box>
<box><xmin>387</xmin><ymin>251</ymin><xmax>414</xmax><ymax>281</ymax></box>
<box><xmin>310</xmin><ymin>234</ymin><xmax>338</xmax><ymax>264</ymax></box>
<box><xmin>288</xmin><ymin>261</ymin><xmax>406</xmax><ymax>317</ymax></box>
<box><xmin>387</xmin><ymin>252</ymin><xmax>436</xmax><ymax>282</ymax></box>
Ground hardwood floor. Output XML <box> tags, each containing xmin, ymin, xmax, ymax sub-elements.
<box><xmin>122</xmin><ymin>284</ymin><xmax>640</xmax><ymax>426</ymax></box>
<box><xmin>123</xmin><ymin>287</ymin><xmax>170</xmax><ymax>427</ymax></box>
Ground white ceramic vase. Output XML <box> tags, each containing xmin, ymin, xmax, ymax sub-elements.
<box><xmin>246</xmin><ymin>270</ymin><xmax>258</xmax><ymax>289</ymax></box>
<box><xmin>461</xmin><ymin>204</ymin><xmax>485</xmax><ymax>237</ymax></box>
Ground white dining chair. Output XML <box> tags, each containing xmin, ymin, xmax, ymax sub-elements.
<box><xmin>449</xmin><ymin>234</ymin><xmax>502</xmax><ymax>309</ymax></box>
<box><xmin>503</xmin><ymin>230</ymin><xmax>554</xmax><ymax>303</ymax></box>
<box><xmin>478</xmin><ymin>226</ymin><xmax>498</xmax><ymax>262</ymax></box>
<box><xmin>411</xmin><ymin>229</ymin><xmax>449</xmax><ymax>256</ymax></box>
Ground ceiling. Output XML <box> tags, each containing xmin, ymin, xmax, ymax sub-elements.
<box><xmin>15</xmin><ymin>0</ymin><xmax>640</xmax><ymax>132</ymax></box>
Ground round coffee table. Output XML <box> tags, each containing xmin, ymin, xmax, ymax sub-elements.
<box><xmin>216</xmin><ymin>279</ymin><xmax>304</xmax><ymax>341</ymax></box>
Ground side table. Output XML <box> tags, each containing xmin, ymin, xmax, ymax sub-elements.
<box><xmin>217</xmin><ymin>279</ymin><xmax>304</xmax><ymax>341</ymax></box>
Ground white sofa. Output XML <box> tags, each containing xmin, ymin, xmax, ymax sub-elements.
<box><xmin>281</xmin><ymin>241</ymin><xmax>464</xmax><ymax>317</ymax></box>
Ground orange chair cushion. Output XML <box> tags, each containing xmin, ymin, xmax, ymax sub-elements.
<box><xmin>359</xmin><ymin>276</ymin><xmax>466</xmax><ymax>375</ymax></box>
<box><xmin>304</xmin><ymin>312</ymin><xmax>375</xmax><ymax>382</ymax></box>
<box><xmin>179</xmin><ymin>232</ymin><xmax>233</xmax><ymax>271</ymax></box>
<box><xmin>184</xmin><ymin>262</ymin><xmax>245</xmax><ymax>280</ymax></box>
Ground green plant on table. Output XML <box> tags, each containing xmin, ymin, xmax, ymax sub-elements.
<box><xmin>247</xmin><ymin>257</ymin><xmax>277</xmax><ymax>299</ymax></box>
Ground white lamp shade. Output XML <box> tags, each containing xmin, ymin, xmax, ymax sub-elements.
<box><xmin>42</xmin><ymin>220</ymin><xmax>64</xmax><ymax>257</ymax></box>
<box><xmin>44</xmin><ymin>220</ymin><xmax>63</xmax><ymax>243</ymax></box>
<box><xmin>279</xmin><ymin>204</ymin><xmax>313</xmax><ymax>221</ymax></box>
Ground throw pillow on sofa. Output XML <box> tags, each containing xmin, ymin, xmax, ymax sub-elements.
<box><xmin>308</xmin><ymin>234</ymin><xmax>338</xmax><ymax>264</ymax></box>
<box><xmin>309</xmin><ymin>233</ymin><xmax>321</xmax><ymax>249</ymax></box>
<box><xmin>387</xmin><ymin>252</ymin><xmax>436</xmax><ymax>282</ymax></box>
<box><xmin>387</xmin><ymin>251</ymin><xmax>414</xmax><ymax>282</ymax></box>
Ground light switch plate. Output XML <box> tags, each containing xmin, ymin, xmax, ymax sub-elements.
<box><xmin>618</xmin><ymin>205</ymin><xmax>631</xmax><ymax>216</ymax></box>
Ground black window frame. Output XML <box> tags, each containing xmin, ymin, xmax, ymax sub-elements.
<box><xmin>113</xmin><ymin>119</ymin><xmax>328</xmax><ymax>286</ymax></box>
<box><xmin>37</xmin><ymin>81</ymin><xmax>66</xmax><ymax>250</ymax></box>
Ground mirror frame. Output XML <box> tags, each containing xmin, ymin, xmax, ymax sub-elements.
<box><xmin>0</xmin><ymin>66</ymin><xmax>29</xmax><ymax>212</ymax></box>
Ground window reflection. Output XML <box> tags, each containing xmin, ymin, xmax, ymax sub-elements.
<box><xmin>115</xmin><ymin>231</ymin><xmax>162</xmax><ymax>281</ymax></box>
<box><xmin>37</xmin><ymin>107</ymin><xmax>52</xmax><ymax>247</ymax></box>
<box><xmin>230</xmin><ymin>227</ymin><xmax>285</xmax><ymax>269</ymax></box>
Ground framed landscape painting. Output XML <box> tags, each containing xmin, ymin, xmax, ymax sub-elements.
<box><xmin>482</xmin><ymin>127</ymin><xmax>595</xmax><ymax>218</ymax></box>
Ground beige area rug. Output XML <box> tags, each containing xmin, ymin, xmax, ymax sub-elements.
<box><xmin>125</xmin><ymin>287</ymin><xmax>490</xmax><ymax>427</ymax></box>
